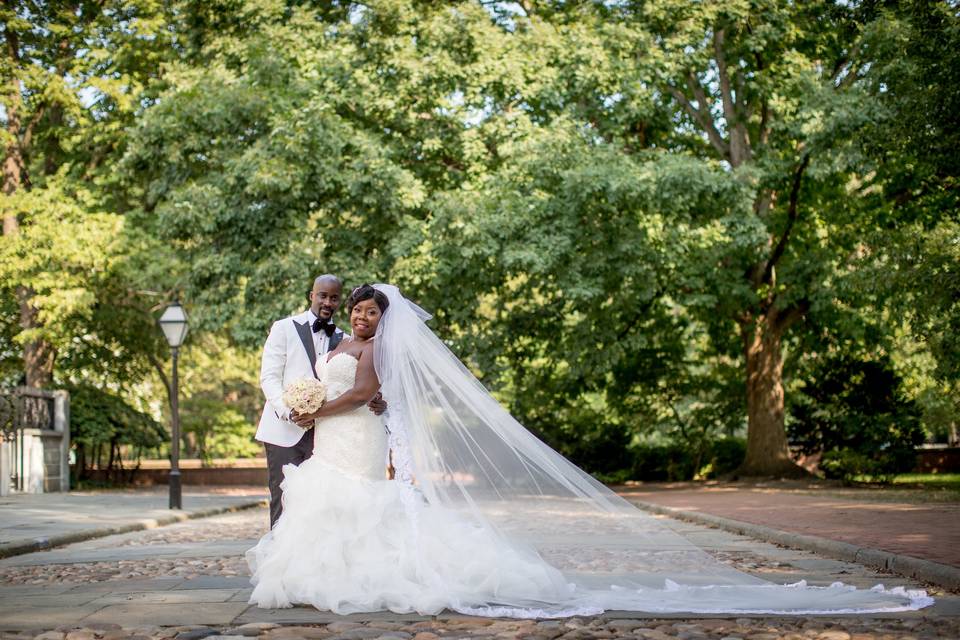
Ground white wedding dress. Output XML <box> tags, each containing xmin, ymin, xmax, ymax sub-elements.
<box><xmin>247</xmin><ymin>351</ymin><xmax>578</xmax><ymax>615</ymax></box>
<box><xmin>247</xmin><ymin>285</ymin><xmax>932</xmax><ymax>617</ymax></box>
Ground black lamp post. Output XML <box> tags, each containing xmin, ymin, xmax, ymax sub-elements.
<box><xmin>158</xmin><ymin>300</ymin><xmax>189</xmax><ymax>509</ymax></box>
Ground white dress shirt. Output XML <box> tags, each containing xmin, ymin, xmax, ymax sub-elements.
<box><xmin>306</xmin><ymin>309</ymin><xmax>333</xmax><ymax>357</ymax></box>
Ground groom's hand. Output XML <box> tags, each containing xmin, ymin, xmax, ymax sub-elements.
<box><xmin>367</xmin><ymin>392</ymin><xmax>387</xmax><ymax>416</ymax></box>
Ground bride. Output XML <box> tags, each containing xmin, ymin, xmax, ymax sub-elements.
<box><xmin>247</xmin><ymin>284</ymin><xmax>932</xmax><ymax>617</ymax></box>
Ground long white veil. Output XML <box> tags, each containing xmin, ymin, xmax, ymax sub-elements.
<box><xmin>372</xmin><ymin>283</ymin><xmax>931</xmax><ymax>615</ymax></box>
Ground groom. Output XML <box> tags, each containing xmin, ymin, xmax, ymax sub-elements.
<box><xmin>256</xmin><ymin>274</ymin><xmax>384</xmax><ymax>527</ymax></box>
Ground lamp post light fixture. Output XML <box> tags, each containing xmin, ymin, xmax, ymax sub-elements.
<box><xmin>158</xmin><ymin>300</ymin><xmax>189</xmax><ymax>509</ymax></box>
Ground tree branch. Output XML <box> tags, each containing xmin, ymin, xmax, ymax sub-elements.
<box><xmin>21</xmin><ymin>102</ymin><xmax>46</xmax><ymax>151</ymax></box>
<box><xmin>831</xmin><ymin>41</ymin><xmax>861</xmax><ymax>86</ymax></box>
<box><xmin>735</xmin><ymin>69</ymin><xmax>749</xmax><ymax>118</ymax></box>
<box><xmin>714</xmin><ymin>27</ymin><xmax>751</xmax><ymax>166</ymax></box>
<box><xmin>714</xmin><ymin>28</ymin><xmax>737</xmax><ymax>130</ymax></box>
<box><xmin>147</xmin><ymin>351</ymin><xmax>173</xmax><ymax>409</ymax></box>
<box><xmin>751</xmin><ymin>50</ymin><xmax>771</xmax><ymax>149</ymax></box>
<box><xmin>671</xmin><ymin>75</ymin><xmax>729</xmax><ymax>158</ymax></box>
<box><xmin>758</xmin><ymin>98</ymin><xmax>770</xmax><ymax>146</ymax></box>
<box><xmin>761</xmin><ymin>153</ymin><xmax>811</xmax><ymax>286</ymax></box>
<box><xmin>2</xmin><ymin>4</ymin><xmax>30</xmax><ymax>195</ymax></box>
<box><xmin>685</xmin><ymin>74</ymin><xmax>727</xmax><ymax>152</ymax></box>
<box><xmin>772</xmin><ymin>299</ymin><xmax>810</xmax><ymax>332</ymax></box>
<box><xmin>753</xmin><ymin>189</ymin><xmax>775</xmax><ymax>218</ymax></box>
<box><xmin>616</xmin><ymin>284</ymin><xmax>666</xmax><ymax>341</ymax></box>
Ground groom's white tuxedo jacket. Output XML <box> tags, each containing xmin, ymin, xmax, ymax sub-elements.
<box><xmin>256</xmin><ymin>310</ymin><xmax>345</xmax><ymax>447</ymax></box>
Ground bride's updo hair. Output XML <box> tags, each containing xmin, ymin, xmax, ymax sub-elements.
<box><xmin>347</xmin><ymin>284</ymin><xmax>390</xmax><ymax>314</ymax></box>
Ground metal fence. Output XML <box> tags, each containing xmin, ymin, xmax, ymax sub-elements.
<box><xmin>0</xmin><ymin>387</ymin><xmax>64</xmax><ymax>493</ymax></box>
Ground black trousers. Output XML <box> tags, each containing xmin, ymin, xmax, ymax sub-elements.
<box><xmin>264</xmin><ymin>428</ymin><xmax>314</xmax><ymax>528</ymax></box>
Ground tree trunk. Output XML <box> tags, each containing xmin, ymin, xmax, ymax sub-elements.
<box><xmin>19</xmin><ymin>296</ymin><xmax>55</xmax><ymax>387</ymax></box>
<box><xmin>3</xmin><ymin>23</ymin><xmax>55</xmax><ymax>388</ymax></box>
<box><xmin>738</xmin><ymin>311</ymin><xmax>808</xmax><ymax>477</ymax></box>
<box><xmin>76</xmin><ymin>445</ymin><xmax>87</xmax><ymax>481</ymax></box>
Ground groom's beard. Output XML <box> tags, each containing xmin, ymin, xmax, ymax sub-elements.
<box><xmin>315</xmin><ymin>306</ymin><xmax>336</xmax><ymax>319</ymax></box>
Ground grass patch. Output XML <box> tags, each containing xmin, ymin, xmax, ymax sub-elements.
<box><xmin>846</xmin><ymin>473</ymin><xmax>960</xmax><ymax>501</ymax></box>
<box><xmin>805</xmin><ymin>473</ymin><xmax>960</xmax><ymax>503</ymax></box>
<box><xmin>888</xmin><ymin>473</ymin><xmax>960</xmax><ymax>489</ymax></box>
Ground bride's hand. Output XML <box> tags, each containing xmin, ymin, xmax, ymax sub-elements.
<box><xmin>290</xmin><ymin>408</ymin><xmax>319</xmax><ymax>429</ymax></box>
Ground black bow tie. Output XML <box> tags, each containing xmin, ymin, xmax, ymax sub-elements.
<box><xmin>312</xmin><ymin>318</ymin><xmax>336</xmax><ymax>337</ymax></box>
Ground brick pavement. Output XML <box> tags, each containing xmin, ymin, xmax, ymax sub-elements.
<box><xmin>616</xmin><ymin>483</ymin><xmax>960</xmax><ymax>568</ymax></box>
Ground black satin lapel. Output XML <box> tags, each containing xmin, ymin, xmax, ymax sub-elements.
<box><xmin>293</xmin><ymin>320</ymin><xmax>319</xmax><ymax>379</ymax></box>
<box><xmin>328</xmin><ymin>331</ymin><xmax>343</xmax><ymax>352</ymax></box>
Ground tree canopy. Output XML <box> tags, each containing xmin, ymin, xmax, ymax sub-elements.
<box><xmin>2</xmin><ymin>0</ymin><xmax>957</xmax><ymax>478</ymax></box>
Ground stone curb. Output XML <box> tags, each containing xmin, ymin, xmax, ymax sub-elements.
<box><xmin>0</xmin><ymin>497</ymin><xmax>268</xmax><ymax>560</ymax></box>
<box><xmin>632</xmin><ymin>499</ymin><xmax>960</xmax><ymax>592</ymax></box>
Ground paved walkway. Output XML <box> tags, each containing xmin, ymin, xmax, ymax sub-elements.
<box><xmin>0</xmin><ymin>487</ymin><xmax>268</xmax><ymax>558</ymax></box>
<box><xmin>616</xmin><ymin>482</ymin><xmax>960</xmax><ymax>568</ymax></box>
<box><xmin>0</xmin><ymin>506</ymin><xmax>956</xmax><ymax>632</ymax></box>
<box><xmin>0</xmin><ymin>483</ymin><xmax>957</xmax><ymax>636</ymax></box>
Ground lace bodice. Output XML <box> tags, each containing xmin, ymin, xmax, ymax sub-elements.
<box><xmin>317</xmin><ymin>351</ymin><xmax>359</xmax><ymax>401</ymax></box>
<box><xmin>310</xmin><ymin>352</ymin><xmax>387</xmax><ymax>481</ymax></box>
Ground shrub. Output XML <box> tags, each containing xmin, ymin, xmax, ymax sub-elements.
<box><xmin>604</xmin><ymin>438</ymin><xmax>746</xmax><ymax>483</ymax></box>
<box><xmin>68</xmin><ymin>384</ymin><xmax>167</xmax><ymax>481</ymax></box>
<box><xmin>820</xmin><ymin>448</ymin><xmax>915</xmax><ymax>484</ymax></box>
<box><xmin>631</xmin><ymin>443</ymin><xmax>697</xmax><ymax>481</ymax></box>
<box><xmin>788</xmin><ymin>353</ymin><xmax>923</xmax><ymax>481</ymax></box>
<box><xmin>701</xmin><ymin>437</ymin><xmax>747</xmax><ymax>479</ymax></box>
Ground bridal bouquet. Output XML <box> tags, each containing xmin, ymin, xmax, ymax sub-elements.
<box><xmin>282</xmin><ymin>379</ymin><xmax>327</xmax><ymax>426</ymax></box>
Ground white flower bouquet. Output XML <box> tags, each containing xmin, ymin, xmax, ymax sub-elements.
<box><xmin>282</xmin><ymin>378</ymin><xmax>327</xmax><ymax>427</ymax></box>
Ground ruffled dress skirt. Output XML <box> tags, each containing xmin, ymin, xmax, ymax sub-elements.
<box><xmin>246</xmin><ymin>386</ymin><xmax>574</xmax><ymax>615</ymax></box>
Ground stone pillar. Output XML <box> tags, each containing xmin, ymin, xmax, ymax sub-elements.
<box><xmin>22</xmin><ymin>431</ymin><xmax>44</xmax><ymax>494</ymax></box>
<box><xmin>54</xmin><ymin>390</ymin><xmax>70</xmax><ymax>492</ymax></box>
<box><xmin>0</xmin><ymin>439</ymin><xmax>10</xmax><ymax>497</ymax></box>
<box><xmin>0</xmin><ymin>392</ymin><xmax>13</xmax><ymax>497</ymax></box>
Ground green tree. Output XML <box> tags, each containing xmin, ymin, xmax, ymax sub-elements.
<box><xmin>1</xmin><ymin>0</ymin><xmax>178</xmax><ymax>387</ymax></box>
<box><xmin>478</xmin><ymin>0</ymin><xmax>957</xmax><ymax>475</ymax></box>
<box><xmin>123</xmin><ymin>1</ymin><xmax>436</xmax><ymax>343</ymax></box>
<box><xmin>854</xmin><ymin>1</ymin><xmax>960</xmax><ymax>440</ymax></box>
<box><xmin>407</xmin><ymin>128</ymin><xmax>751</xmax><ymax>473</ymax></box>
<box><xmin>172</xmin><ymin>333</ymin><xmax>262</xmax><ymax>462</ymax></box>
<box><xmin>0</xmin><ymin>182</ymin><xmax>177</xmax><ymax>390</ymax></box>
<box><xmin>616</xmin><ymin>1</ymin><xmax>889</xmax><ymax>475</ymax></box>
<box><xmin>797</xmin><ymin>0</ymin><xmax>960</xmax><ymax>451</ymax></box>
<box><xmin>122</xmin><ymin>0</ymin><xmax>958</xmax><ymax>478</ymax></box>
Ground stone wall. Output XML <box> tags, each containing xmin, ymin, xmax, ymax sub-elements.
<box><xmin>916</xmin><ymin>447</ymin><xmax>960</xmax><ymax>474</ymax></box>
<box><xmin>83</xmin><ymin>466</ymin><xmax>268</xmax><ymax>486</ymax></box>
<box><xmin>0</xmin><ymin>388</ymin><xmax>70</xmax><ymax>496</ymax></box>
